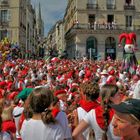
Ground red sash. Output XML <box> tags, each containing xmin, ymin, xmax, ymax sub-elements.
<box><xmin>79</xmin><ymin>99</ymin><xmax>99</xmax><ymax>112</ymax></box>
<box><xmin>95</xmin><ymin>106</ymin><xmax>114</xmax><ymax>130</ymax></box>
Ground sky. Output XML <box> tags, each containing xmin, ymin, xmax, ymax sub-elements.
<box><xmin>31</xmin><ymin>0</ymin><xmax>68</xmax><ymax>36</ymax></box>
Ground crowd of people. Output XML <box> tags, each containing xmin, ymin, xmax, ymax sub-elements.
<box><xmin>0</xmin><ymin>57</ymin><xmax>140</xmax><ymax>140</ymax></box>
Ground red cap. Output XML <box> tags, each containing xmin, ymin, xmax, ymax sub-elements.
<box><xmin>8</xmin><ymin>91</ymin><xmax>18</xmax><ymax>100</ymax></box>
<box><xmin>54</xmin><ymin>89</ymin><xmax>67</xmax><ymax>96</ymax></box>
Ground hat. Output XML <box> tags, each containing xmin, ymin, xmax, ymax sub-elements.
<box><xmin>54</xmin><ymin>89</ymin><xmax>67</xmax><ymax>96</ymax></box>
<box><xmin>110</xmin><ymin>98</ymin><xmax>140</xmax><ymax>121</ymax></box>
<box><xmin>119</xmin><ymin>32</ymin><xmax>136</xmax><ymax>46</ymax></box>
<box><xmin>100</xmin><ymin>69</ymin><xmax>108</xmax><ymax>75</ymax></box>
<box><xmin>17</xmin><ymin>88</ymin><xmax>33</xmax><ymax>101</ymax></box>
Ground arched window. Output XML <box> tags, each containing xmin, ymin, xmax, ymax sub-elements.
<box><xmin>105</xmin><ymin>37</ymin><xmax>116</xmax><ymax>60</ymax></box>
<box><xmin>86</xmin><ymin>36</ymin><xmax>97</xmax><ymax>60</ymax></box>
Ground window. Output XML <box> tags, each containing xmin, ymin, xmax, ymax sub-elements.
<box><xmin>107</xmin><ymin>0</ymin><xmax>115</xmax><ymax>9</ymax></box>
<box><xmin>107</xmin><ymin>0</ymin><xmax>115</xmax><ymax>5</ymax></box>
<box><xmin>1</xmin><ymin>10</ymin><xmax>8</xmax><ymax>22</ymax></box>
<box><xmin>88</xmin><ymin>0</ymin><xmax>97</xmax><ymax>4</ymax></box>
<box><xmin>125</xmin><ymin>0</ymin><xmax>132</xmax><ymax>5</ymax></box>
<box><xmin>126</xmin><ymin>16</ymin><xmax>132</xmax><ymax>27</ymax></box>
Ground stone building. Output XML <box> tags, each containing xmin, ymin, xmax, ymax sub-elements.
<box><xmin>0</xmin><ymin>0</ymin><xmax>37</xmax><ymax>58</ymax></box>
<box><xmin>45</xmin><ymin>20</ymin><xmax>65</xmax><ymax>58</ymax></box>
<box><xmin>64</xmin><ymin>0</ymin><xmax>140</xmax><ymax>60</ymax></box>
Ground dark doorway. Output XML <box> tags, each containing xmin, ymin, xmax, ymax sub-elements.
<box><xmin>86</xmin><ymin>36</ymin><xmax>97</xmax><ymax>60</ymax></box>
<box><xmin>105</xmin><ymin>37</ymin><xmax>116</xmax><ymax>60</ymax></box>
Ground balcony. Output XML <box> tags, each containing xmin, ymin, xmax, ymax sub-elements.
<box><xmin>0</xmin><ymin>21</ymin><xmax>9</xmax><ymax>27</ymax></box>
<box><xmin>87</xmin><ymin>4</ymin><xmax>98</xmax><ymax>9</ymax></box>
<box><xmin>0</xmin><ymin>0</ymin><xmax>9</xmax><ymax>7</ymax></box>
<box><xmin>65</xmin><ymin>23</ymin><xmax>140</xmax><ymax>38</ymax></box>
<box><xmin>124</xmin><ymin>5</ymin><xmax>135</xmax><ymax>10</ymax></box>
<box><xmin>107</xmin><ymin>4</ymin><xmax>116</xmax><ymax>9</ymax></box>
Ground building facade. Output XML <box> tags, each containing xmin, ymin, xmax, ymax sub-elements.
<box><xmin>36</xmin><ymin>2</ymin><xmax>44</xmax><ymax>58</ymax></box>
<box><xmin>64</xmin><ymin>0</ymin><xmax>140</xmax><ymax>60</ymax></box>
<box><xmin>0</xmin><ymin>0</ymin><xmax>37</xmax><ymax>58</ymax></box>
<box><xmin>56</xmin><ymin>20</ymin><xmax>65</xmax><ymax>54</ymax></box>
<box><xmin>45</xmin><ymin>20</ymin><xmax>65</xmax><ymax>58</ymax></box>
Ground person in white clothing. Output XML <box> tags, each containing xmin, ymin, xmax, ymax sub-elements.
<box><xmin>72</xmin><ymin>84</ymin><xmax>121</xmax><ymax>140</ymax></box>
<box><xmin>73</xmin><ymin>81</ymin><xmax>100</xmax><ymax>140</ymax></box>
<box><xmin>21</xmin><ymin>87</ymin><xmax>64</xmax><ymax>140</ymax></box>
<box><xmin>12</xmin><ymin>98</ymin><xmax>24</xmax><ymax>139</ymax></box>
<box><xmin>51</xmin><ymin>96</ymin><xmax>72</xmax><ymax>140</ymax></box>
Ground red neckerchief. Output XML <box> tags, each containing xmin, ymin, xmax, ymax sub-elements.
<box><xmin>79</xmin><ymin>99</ymin><xmax>99</xmax><ymax>112</ymax></box>
<box><xmin>95</xmin><ymin>106</ymin><xmax>114</xmax><ymax>130</ymax></box>
<box><xmin>52</xmin><ymin>108</ymin><xmax>60</xmax><ymax>118</ymax></box>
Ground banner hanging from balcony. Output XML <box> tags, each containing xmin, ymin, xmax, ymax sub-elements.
<box><xmin>118</xmin><ymin>32</ymin><xmax>138</xmax><ymax>74</ymax></box>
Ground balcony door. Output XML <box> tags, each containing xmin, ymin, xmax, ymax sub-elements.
<box><xmin>107</xmin><ymin>15</ymin><xmax>114</xmax><ymax>23</ymax></box>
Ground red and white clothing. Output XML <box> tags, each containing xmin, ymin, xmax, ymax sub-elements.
<box><xmin>13</xmin><ymin>106</ymin><xmax>24</xmax><ymax>139</ymax></box>
<box><xmin>77</xmin><ymin>100</ymin><xmax>99</xmax><ymax>140</ymax></box>
<box><xmin>83</xmin><ymin>106</ymin><xmax>120</xmax><ymax>140</ymax></box>
<box><xmin>17</xmin><ymin>80</ymin><xmax>25</xmax><ymax>91</ymax></box>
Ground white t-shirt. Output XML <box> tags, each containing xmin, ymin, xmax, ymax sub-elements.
<box><xmin>13</xmin><ymin>106</ymin><xmax>24</xmax><ymax>138</ymax></box>
<box><xmin>21</xmin><ymin>119</ymin><xmax>64</xmax><ymax>140</ymax></box>
<box><xmin>56</xmin><ymin>111</ymin><xmax>72</xmax><ymax>139</ymax></box>
<box><xmin>84</xmin><ymin>110</ymin><xmax>120</xmax><ymax>140</ymax></box>
<box><xmin>77</xmin><ymin>107</ymin><xmax>93</xmax><ymax>140</ymax></box>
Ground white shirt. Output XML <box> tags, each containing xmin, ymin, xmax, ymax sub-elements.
<box><xmin>13</xmin><ymin>106</ymin><xmax>24</xmax><ymax>138</ymax></box>
<box><xmin>84</xmin><ymin>110</ymin><xmax>120</xmax><ymax>140</ymax></box>
<box><xmin>21</xmin><ymin>119</ymin><xmax>64</xmax><ymax>140</ymax></box>
<box><xmin>77</xmin><ymin>107</ymin><xmax>93</xmax><ymax>140</ymax></box>
<box><xmin>56</xmin><ymin>111</ymin><xmax>72</xmax><ymax>139</ymax></box>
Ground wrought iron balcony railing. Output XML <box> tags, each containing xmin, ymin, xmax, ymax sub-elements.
<box><xmin>0</xmin><ymin>21</ymin><xmax>9</xmax><ymax>26</ymax></box>
<box><xmin>65</xmin><ymin>23</ymin><xmax>140</xmax><ymax>36</ymax></box>
<box><xmin>87</xmin><ymin>4</ymin><xmax>98</xmax><ymax>9</ymax></box>
<box><xmin>124</xmin><ymin>5</ymin><xmax>135</xmax><ymax>10</ymax></box>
